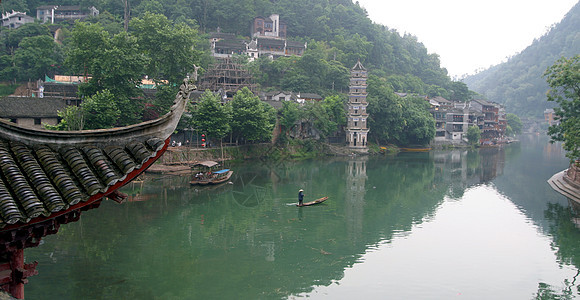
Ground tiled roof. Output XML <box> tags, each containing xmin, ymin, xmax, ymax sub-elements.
<box><xmin>472</xmin><ymin>99</ymin><xmax>493</xmax><ymax>106</ymax></box>
<box><xmin>298</xmin><ymin>93</ymin><xmax>322</xmax><ymax>100</ymax></box>
<box><xmin>215</xmin><ymin>39</ymin><xmax>246</xmax><ymax>50</ymax></box>
<box><xmin>0</xmin><ymin>97</ymin><xmax>68</xmax><ymax>118</ymax></box>
<box><xmin>0</xmin><ymin>136</ymin><xmax>165</xmax><ymax>228</ymax></box>
<box><xmin>0</xmin><ymin>77</ymin><xmax>192</xmax><ymax>230</ymax></box>
<box><xmin>258</xmin><ymin>38</ymin><xmax>285</xmax><ymax>47</ymax></box>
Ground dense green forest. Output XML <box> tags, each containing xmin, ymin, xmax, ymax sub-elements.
<box><xmin>0</xmin><ymin>0</ymin><xmax>470</xmax><ymax>99</ymax></box>
<box><xmin>463</xmin><ymin>1</ymin><xmax>580</xmax><ymax>118</ymax></box>
<box><xmin>1</xmin><ymin>0</ymin><xmax>477</xmax><ymax>145</ymax></box>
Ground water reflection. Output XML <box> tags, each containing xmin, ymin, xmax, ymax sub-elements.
<box><xmin>345</xmin><ymin>156</ymin><xmax>367</xmax><ymax>245</ymax></box>
<box><xmin>23</xmin><ymin>136</ymin><xmax>579</xmax><ymax>299</ymax></box>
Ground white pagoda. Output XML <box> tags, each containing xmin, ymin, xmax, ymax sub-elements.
<box><xmin>346</xmin><ymin>60</ymin><xmax>369</xmax><ymax>149</ymax></box>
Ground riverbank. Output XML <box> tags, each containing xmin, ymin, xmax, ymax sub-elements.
<box><xmin>147</xmin><ymin>142</ymin><xmax>377</xmax><ymax>174</ymax></box>
<box><xmin>147</xmin><ymin>140</ymin><xmax>513</xmax><ymax>174</ymax></box>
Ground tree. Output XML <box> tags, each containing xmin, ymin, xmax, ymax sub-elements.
<box><xmin>44</xmin><ymin>105</ymin><xmax>84</xmax><ymax>131</ymax></box>
<box><xmin>129</xmin><ymin>13</ymin><xmax>206</xmax><ymax>86</ymax></box>
<box><xmin>398</xmin><ymin>96</ymin><xmax>435</xmax><ymax>146</ymax></box>
<box><xmin>302</xmin><ymin>101</ymin><xmax>333</xmax><ymax>139</ymax></box>
<box><xmin>467</xmin><ymin>125</ymin><xmax>481</xmax><ymax>146</ymax></box>
<box><xmin>192</xmin><ymin>90</ymin><xmax>231</xmax><ymax>143</ymax></box>
<box><xmin>229</xmin><ymin>87</ymin><xmax>276</xmax><ymax>144</ymax></box>
<box><xmin>367</xmin><ymin>75</ymin><xmax>404</xmax><ymax>144</ymax></box>
<box><xmin>545</xmin><ymin>55</ymin><xmax>580</xmax><ymax>162</ymax></box>
<box><xmin>321</xmin><ymin>95</ymin><xmax>347</xmax><ymax>135</ymax></box>
<box><xmin>65</xmin><ymin>22</ymin><xmax>109</xmax><ymax>79</ymax></box>
<box><xmin>81</xmin><ymin>90</ymin><xmax>121</xmax><ymax>129</ymax></box>
<box><xmin>278</xmin><ymin>100</ymin><xmax>301</xmax><ymax>143</ymax></box>
<box><xmin>13</xmin><ymin>35</ymin><xmax>61</xmax><ymax>81</ymax></box>
<box><xmin>66</xmin><ymin>22</ymin><xmax>148</xmax><ymax>126</ymax></box>
<box><xmin>506</xmin><ymin>113</ymin><xmax>522</xmax><ymax>135</ymax></box>
<box><xmin>0</xmin><ymin>23</ymin><xmax>55</xmax><ymax>82</ymax></box>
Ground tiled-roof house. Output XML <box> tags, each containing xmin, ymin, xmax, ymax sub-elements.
<box><xmin>0</xmin><ymin>97</ymin><xmax>69</xmax><ymax>129</ymax></box>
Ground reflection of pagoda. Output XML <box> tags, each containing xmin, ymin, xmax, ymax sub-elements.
<box><xmin>346</xmin><ymin>60</ymin><xmax>369</xmax><ymax>150</ymax></box>
<box><xmin>345</xmin><ymin>157</ymin><xmax>368</xmax><ymax>244</ymax></box>
<box><xmin>0</xmin><ymin>79</ymin><xmax>191</xmax><ymax>298</ymax></box>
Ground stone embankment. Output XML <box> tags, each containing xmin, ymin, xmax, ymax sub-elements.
<box><xmin>548</xmin><ymin>161</ymin><xmax>580</xmax><ymax>211</ymax></box>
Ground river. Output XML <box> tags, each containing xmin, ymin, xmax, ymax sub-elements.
<box><xmin>25</xmin><ymin>134</ymin><xmax>580</xmax><ymax>299</ymax></box>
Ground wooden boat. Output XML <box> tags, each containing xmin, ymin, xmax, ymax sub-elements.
<box><xmin>400</xmin><ymin>147</ymin><xmax>432</xmax><ymax>152</ymax></box>
<box><xmin>190</xmin><ymin>160</ymin><xmax>233</xmax><ymax>185</ymax></box>
<box><xmin>297</xmin><ymin>196</ymin><xmax>328</xmax><ymax>207</ymax></box>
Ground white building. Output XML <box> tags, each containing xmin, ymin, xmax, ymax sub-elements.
<box><xmin>2</xmin><ymin>11</ymin><xmax>35</xmax><ymax>29</ymax></box>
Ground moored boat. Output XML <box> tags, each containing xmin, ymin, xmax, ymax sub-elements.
<box><xmin>190</xmin><ymin>161</ymin><xmax>233</xmax><ymax>185</ymax></box>
<box><xmin>400</xmin><ymin>147</ymin><xmax>432</xmax><ymax>152</ymax></box>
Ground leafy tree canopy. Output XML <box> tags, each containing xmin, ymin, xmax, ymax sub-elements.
<box><xmin>466</xmin><ymin>125</ymin><xmax>481</xmax><ymax>146</ymax></box>
<box><xmin>191</xmin><ymin>90</ymin><xmax>231</xmax><ymax>140</ymax></box>
<box><xmin>81</xmin><ymin>89</ymin><xmax>121</xmax><ymax>129</ymax></box>
<box><xmin>229</xmin><ymin>87</ymin><xmax>276</xmax><ymax>143</ymax></box>
<box><xmin>506</xmin><ymin>113</ymin><xmax>522</xmax><ymax>135</ymax></box>
<box><xmin>545</xmin><ymin>55</ymin><xmax>580</xmax><ymax>162</ymax></box>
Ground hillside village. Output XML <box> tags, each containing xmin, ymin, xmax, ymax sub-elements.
<box><xmin>1</xmin><ymin>7</ymin><xmax>512</xmax><ymax>148</ymax></box>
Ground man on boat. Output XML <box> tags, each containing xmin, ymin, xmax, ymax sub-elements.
<box><xmin>298</xmin><ymin>189</ymin><xmax>304</xmax><ymax>206</ymax></box>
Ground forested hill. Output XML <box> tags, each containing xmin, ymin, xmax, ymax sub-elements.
<box><xmin>1</xmin><ymin>0</ymin><xmax>471</xmax><ymax>100</ymax></box>
<box><xmin>462</xmin><ymin>1</ymin><xmax>580</xmax><ymax>118</ymax></box>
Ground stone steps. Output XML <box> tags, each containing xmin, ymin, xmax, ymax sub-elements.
<box><xmin>548</xmin><ymin>170</ymin><xmax>580</xmax><ymax>206</ymax></box>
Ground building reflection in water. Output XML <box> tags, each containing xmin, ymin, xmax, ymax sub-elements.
<box><xmin>431</xmin><ymin>147</ymin><xmax>505</xmax><ymax>199</ymax></box>
<box><xmin>345</xmin><ymin>156</ymin><xmax>368</xmax><ymax>245</ymax></box>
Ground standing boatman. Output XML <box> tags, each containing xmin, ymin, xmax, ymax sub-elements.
<box><xmin>298</xmin><ymin>189</ymin><xmax>304</xmax><ymax>206</ymax></box>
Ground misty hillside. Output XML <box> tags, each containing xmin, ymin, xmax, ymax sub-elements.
<box><xmin>463</xmin><ymin>1</ymin><xmax>580</xmax><ymax>118</ymax></box>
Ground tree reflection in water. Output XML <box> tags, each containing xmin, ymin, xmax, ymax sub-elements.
<box><xmin>537</xmin><ymin>203</ymin><xmax>580</xmax><ymax>298</ymax></box>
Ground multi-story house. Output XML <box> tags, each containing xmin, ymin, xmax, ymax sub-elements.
<box><xmin>429</xmin><ymin>97</ymin><xmax>506</xmax><ymax>144</ymax></box>
<box><xmin>251</xmin><ymin>14</ymin><xmax>287</xmax><ymax>39</ymax></box>
<box><xmin>210</xmin><ymin>14</ymin><xmax>306</xmax><ymax>61</ymax></box>
<box><xmin>36</xmin><ymin>5</ymin><xmax>99</xmax><ymax>24</ymax></box>
<box><xmin>471</xmin><ymin>99</ymin><xmax>505</xmax><ymax>141</ymax></box>
<box><xmin>2</xmin><ymin>11</ymin><xmax>35</xmax><ymax>29</ymax></box>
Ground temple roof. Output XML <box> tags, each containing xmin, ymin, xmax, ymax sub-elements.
<box><xmin>0</xmin><ymin>78</ymin><xmax>193</xmax><ymax>230</ymax></box>
<box><xmin>0</xmin><ymin>136</ymin><xmax>165</xmax><ymax>228</ymax></box>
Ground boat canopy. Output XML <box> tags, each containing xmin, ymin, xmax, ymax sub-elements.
<box><xmin>194</xmin><ymin>161</ymin><xmax>219</xmax><ymax>168</ymax></box>
<box><xmin>213</xmin><ymin>169</ymin><xmax>229</xmax><ymax>174</ymax></box>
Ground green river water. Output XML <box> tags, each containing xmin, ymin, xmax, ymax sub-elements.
<box><xmin>25</xmin><ymin>134</ymin><xmax>580</xmax><ymax>299</ymax></box>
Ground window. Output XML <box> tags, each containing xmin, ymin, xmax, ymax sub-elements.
<box><xmin>10</xmin><ymin>118</ymin><xmax>17</xmax><ymax>123</ymax></box>
<box><xmin>34</xmin><ymin>118</ymin><xmax>41</xmax><ymax>125</ymax></box>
